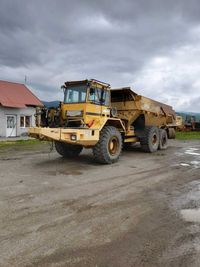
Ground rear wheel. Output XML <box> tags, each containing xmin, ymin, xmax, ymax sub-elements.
<box><xmin>140</xmin><ymin>126</ymin><xmax>159</xmax><ymax>152</ymax></box>
<box><xmin>55</xmin><ymin>141</ymin><xmax>83</xmax><ymax>157</ymax></box>
<box><xmin>168</xmin><ymin>128</ymin><xmax>176</xmax><ymax>139</ymax></box>
<box><xmin>159</xmin><ymin>129</ymin><xmax>168</xmax><ymax>150</ymax></box>
<box><xmin>93</xmin><ymin>126</ymin><xmax>122</xmax><ymax>164</ymax></box>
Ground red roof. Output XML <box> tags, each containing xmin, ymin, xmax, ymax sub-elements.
<box><xmin>0</xmin><ymin>80</ymin><xmax>43</xmax><ymax>108</ymax></box>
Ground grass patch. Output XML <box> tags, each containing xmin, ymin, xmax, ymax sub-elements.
<box><xmin>0</xmin><ymin>139</ymin><xmax>47</xmax><ymax>149</ymax></box>
<box><xmin>175</xmin><ymin>131</ymin><xmax>200</xmax><ymax>140</ymax></box>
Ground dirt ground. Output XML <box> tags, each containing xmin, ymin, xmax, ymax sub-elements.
<box><xmin>0</xmin><ymin>140</ymin><xmax>200</xmax><ymax>267</ymax></box>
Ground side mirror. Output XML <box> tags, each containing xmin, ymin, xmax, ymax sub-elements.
<box><xmin>111</xmin><ymin>107</ymin><xmax>118</xmax><ymax>117</ymax></box>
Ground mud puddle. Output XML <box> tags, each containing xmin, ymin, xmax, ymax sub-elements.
<box><xmin>177</xmin><ymin>180</ymin><xmax>200</xmax><ymax>222</ymax></box>
<box><xmin>181</xmin><ymin>208</ymin><xmax>200</xmax><ymax>223</ymax></box>
<box><xmin>176</xmin><ymin>147</ymin><xmax>200</xmax><ymax>169</ymax></box>
<box><xmin>180</xmin><ymin>161</ymin><xmax>200</xmax><ymax>168</ymax></box>
<box><xmin>185</xmin><ymin>147</ymin><xmax>200</xmax><ymax>156</ymax></box>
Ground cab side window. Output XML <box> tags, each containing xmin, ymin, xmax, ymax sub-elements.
<box><xmin>89</xmin><ymin>88</ymin><xmax>96</xmax><ymax>102</ymax></box>
<box><xmin>89</xmin><ymin>88</ymin><xmax>110</xmax><ymax>106</ymax></box>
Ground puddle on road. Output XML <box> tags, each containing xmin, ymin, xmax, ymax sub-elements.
<box><xmin>179</xmin><ymin>161</ymin><xmax>200</xmax><ymax>168</ymax></box>
<box><xmin>178</xmin><ymin>180</ymin><xmax>200</xmax><ymax>223</ymax></box>
<box><xmin>177</xmin><ymin>147</ymin><xmax>200</xmax><ymax>169</ymax></box>
<box><xmin>181</xmin><ymin>208</ymin><xmax>200</xmax><ymax>223</ymax></box>
<box><xmin>185</xmin><ymin>148</ymin><xmax>200</xmax><ymax>156</ymax></box>
<box><xmin>191</xmin><ymin>161</ymin><xmax>200</xmax><ymax>168</ymax></box>
<box><xmin>180</xmin><ymin>163</ymin><xmax>190</xmax><ymax>167</ymax></box>
<box><xmin>168</xmin><ymin>176</ymin><xmax>200</xmax><ymax>263</ymax></box>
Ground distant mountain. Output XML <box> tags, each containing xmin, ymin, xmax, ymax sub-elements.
<box><xmin>42</xmin><ymin>100</ymin><xmax>60</xmax><ymax>108</ymax></box>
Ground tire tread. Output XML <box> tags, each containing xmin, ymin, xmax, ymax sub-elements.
<box><xmin>93</xmin><ymin>126</ymin><xmax>122</xmax><ymax>164</ymax></box>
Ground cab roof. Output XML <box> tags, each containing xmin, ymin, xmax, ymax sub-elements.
<box><xmin>64</xmin><ymin>79</ymin><xmax>110</xmax><ymax>88</ymax></box>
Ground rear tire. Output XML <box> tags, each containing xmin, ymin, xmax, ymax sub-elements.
<box><xmin>55</xmin><ymin>141</ymin><xmax>83</xmax><ymax>157</ymax></box>
<box><xmin>159</xmin><ymin>129</ymin><xmax>168</xmax><ymax>150</ymax></box>
<box><xmin>93</xmin><ymin>126</ymin><xmax>122</xmax><ymax>164</ymax></box>
<box><xmin>168</xmin><ymin>128</ymin><xmax>176</xmax><ymax>139</ymax></box>
<box><xmin>140</xmin><ymin>126</ymin><xmax>159</xmax><ymax>153</ymax></box>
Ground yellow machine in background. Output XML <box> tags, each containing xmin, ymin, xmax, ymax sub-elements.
<box><xmin>29</xmin><ymin>79</ymin><xmax>176</xmax><ymax>164</ymax></box>
<box><xmin>176</xmin><ymin>115</ymin><xmax>184</xmax><ymax>130</ymax></box>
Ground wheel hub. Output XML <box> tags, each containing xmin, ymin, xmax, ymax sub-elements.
<box><xmin>152</xmin><ymin>134</ymin><xmax>157</xmax><ymax>145</ymax></box>
<box><xmin>108</xmin><ymin>137</ymin><xmax>119</xmax><ymax>155</ymax></box>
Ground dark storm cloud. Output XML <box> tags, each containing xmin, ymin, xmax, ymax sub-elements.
<box><xmin>0</xmin><ymin>0</ymin><xmax>200</xmax><ymax>110</ymax></box>
<box><xmin>0</xmin><ymin>0</ymin><xmax>195</xmax><ymax>67</ymax></box>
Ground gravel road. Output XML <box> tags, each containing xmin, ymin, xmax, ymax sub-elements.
<box><xmin>0</xmin><ymin>140</ymin><xmax>200</xmax><ymax>267</ymax></box>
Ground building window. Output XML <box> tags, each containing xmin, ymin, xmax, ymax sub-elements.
<box><xmin>20</xmin><ymin>116</ymin><xmax>31</xmax><ymax>128</ymax></box>
<box><xmin>25</xmin><ymin>116</ymin><xmax>31</xmax><ymax>127</ymax></box>
<box><xmin>20</xmin><ymin>116</ymin><xmax>25</xmax><ymax>128</ymax></box>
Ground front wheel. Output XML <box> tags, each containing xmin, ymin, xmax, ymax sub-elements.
<box><xmin>55</xmin><ymin>141</ymin><xmax>83</xmax><ymax>158</ymax></box>
<box><xmin>93</xmin><ymin>126</ymin><xmax>122</xmax><ymax>164</ymax></box>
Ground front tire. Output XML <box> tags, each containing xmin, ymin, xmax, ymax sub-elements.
<box><xmin>93</xmin><ymin>126</ymin><xmax>122</xmax><ymax>164</ymax></box>
<box><xmin>55</xmin><ymin>141</ymin><xmax>83</xmax><ymax>157</ymax></box>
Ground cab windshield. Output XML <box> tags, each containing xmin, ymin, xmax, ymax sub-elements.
<box><xmin>64</xmin><ymin>85</ymin><xmax>87</xmax><ymax>103</ymax></box>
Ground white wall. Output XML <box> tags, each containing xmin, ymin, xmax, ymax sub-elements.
<box><xmin>0</xmin><ymin>108</ymin><xmax>6</xmax><ymax>137</ymax></box>
<box><xmin>0</xmin><ymin>106</ymin><xmax>36</xmax><ymax>137</ymax></box>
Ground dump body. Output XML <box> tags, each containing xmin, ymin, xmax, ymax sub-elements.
<box><xmin>111</xmin><ymin>87</ymin><xmax>175</xmax><ymax>137</ymax></box>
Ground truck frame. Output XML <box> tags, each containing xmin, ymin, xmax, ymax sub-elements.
<box><xmin>29</xmin><ymin>79</ymin><xmax>176</xmax><ymax>164</ymax></box>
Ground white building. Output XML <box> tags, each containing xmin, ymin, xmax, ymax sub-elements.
<box><xmin>0</xmin><ymin>80</ymin><xmax>43</xmax><ymax>137</ymax></box>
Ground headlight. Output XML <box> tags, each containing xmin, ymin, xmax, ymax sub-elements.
<box><xmin>66</xmin><ymin>110</ymin><xmax>83</xmax><ymax>117</ymax></box>
<box><xmin>71</xmin><ymin>134</ymin><xmax>77</xmax><ymax>141</ymax></box>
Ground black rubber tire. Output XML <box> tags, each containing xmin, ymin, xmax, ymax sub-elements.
<box><xmin>140</xmin><ymin>126</ymin><xmax>159</xmax><ymax>153</ymax></box>
<box><xmin>168</xmin><ymin>128</ymin><xmax>176</xmax><ymax>139</ymax></box>
<box><xmin>55</xmin><ymin>141</ymin><xmax>83</xmax><ymax>157</ymax></box>
<box><xmin>159</xmin><ymin>129</ymin><xmax>168</xmax><ymax>150</ymax></box>
<box><xmin>93</xmin><ymin>126</ymin><xmax>122</xmax><ymax>164</ymax></box>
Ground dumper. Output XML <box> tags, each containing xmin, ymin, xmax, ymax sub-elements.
<box><xmin>29</xmin><ymin>79</ymin><xmax>176</xmax><ymax>164</ymax></box>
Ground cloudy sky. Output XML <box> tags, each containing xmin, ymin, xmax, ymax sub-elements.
<box><xmin>0</xmin><ymin>0</ymin><xmax>200</xmax><ymax>112</ymax></box>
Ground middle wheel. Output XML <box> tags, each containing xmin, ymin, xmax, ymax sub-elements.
<box><xmin>140</xmin><ymin>126</ymin><xmax>159</xmax><ymax>153</ymax></box>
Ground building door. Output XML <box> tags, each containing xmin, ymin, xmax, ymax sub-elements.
<box><xmin>6</xmin><ymin>115</ymin><xmax>17</xmax><ymax>137</ymax></box>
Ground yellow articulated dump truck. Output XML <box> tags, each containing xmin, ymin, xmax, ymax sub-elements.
<box><xmin>29</xmin><ymin>79</ymin><xmax>176</xmax><ymax>164</ymax></box>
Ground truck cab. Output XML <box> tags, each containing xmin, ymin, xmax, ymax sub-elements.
<box><xmin>60</xmin><ymin>79</ymin><xmax>111</xmax><ymax>129</ymax></box>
